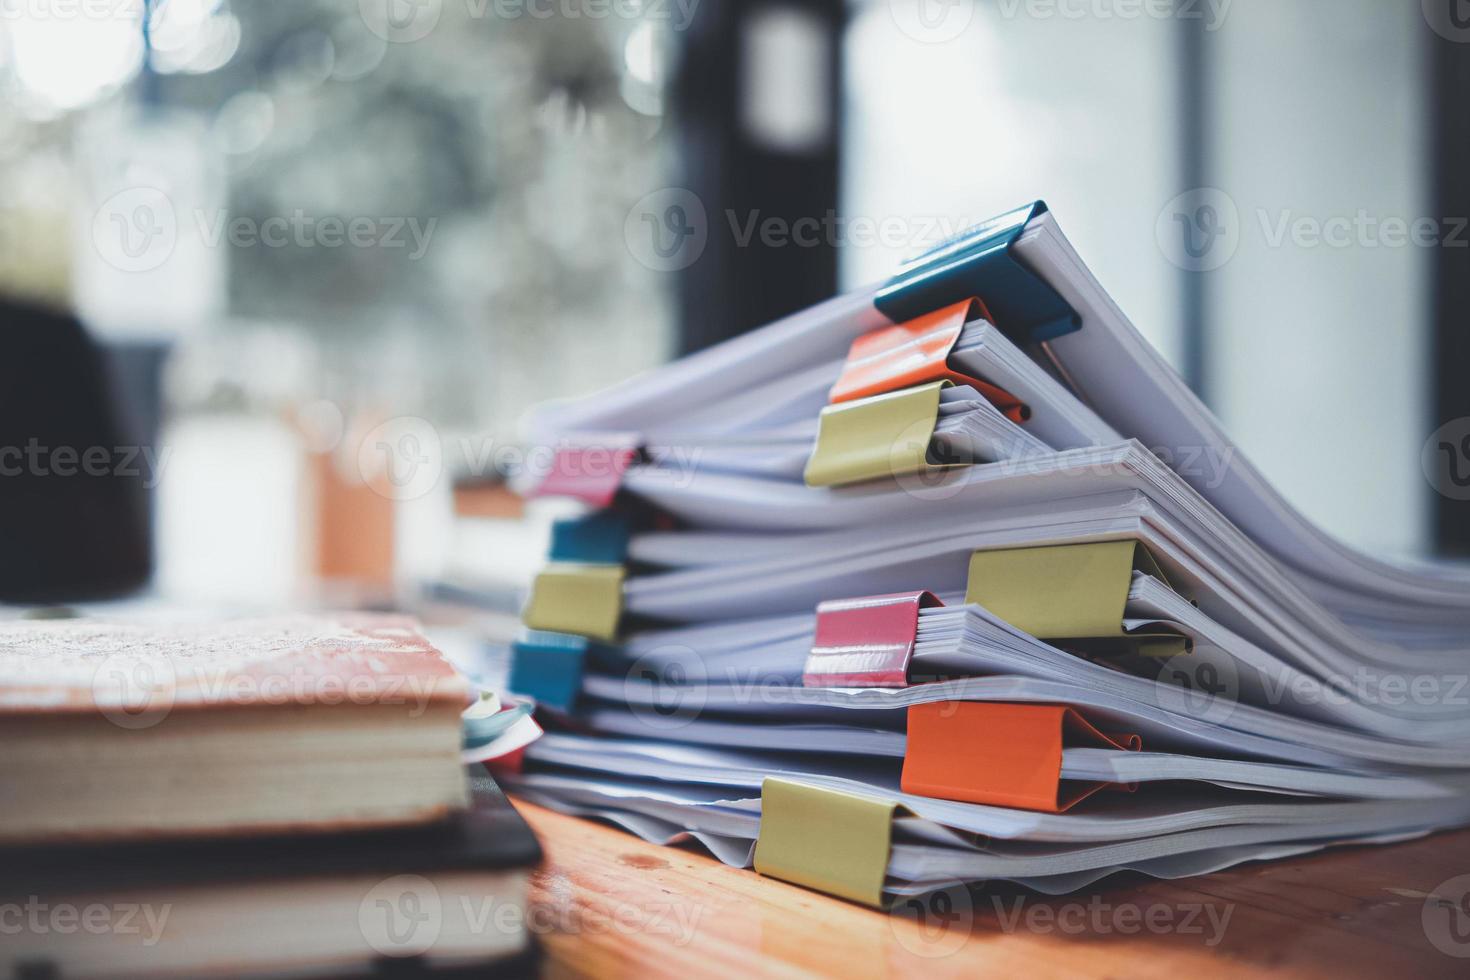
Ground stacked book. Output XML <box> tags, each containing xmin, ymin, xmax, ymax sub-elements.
<box><xmin>493</xmin><ymin>202</ymin><xmax>1470</xmax><ymax>907</ymax></box>
<box><xmin>1</xmin><ymin>613</ymin><xmax>540</xmax><ymax>977</ymax></box>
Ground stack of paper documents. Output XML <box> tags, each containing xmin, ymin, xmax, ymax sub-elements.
<box><xmin>489</xmin><ymin>202</ymin><xmax>1470</xmax><ymax>907</ymax></box>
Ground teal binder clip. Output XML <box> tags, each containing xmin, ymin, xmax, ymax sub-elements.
<box><xmin>874</xmin><ymin>201</ymin><xmax>1080</xmax><ymax>345</ymax></box>
<box><xmin>507</xmin><ymin>630</ymin><xmax>595</xmax><ymax>712</ymax></box>
<box><xmin>462</xmin><ymin>700</ymin><xmax>534</xmax><ymax>752</ymax></box>
<box><xmin>548</xmin><ymin>512</ymin><xmax>632</xmax><ymax>564</ymax></box>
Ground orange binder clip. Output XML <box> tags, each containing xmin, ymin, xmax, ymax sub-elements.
<box><xmin>901</xmin><ymin>702</ymin><xmax>1142</xmax><ymax>813</ymax></box>
<box><xmin>828</xmin><ymin>298</ymin><xmax>1029</xmax><ymax>424</ymax></box>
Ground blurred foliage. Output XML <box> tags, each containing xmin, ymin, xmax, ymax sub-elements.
<box><xmin>0</xmin><ymin>0</ymin><xmax>675</xmax><ymax>431</ymax></box>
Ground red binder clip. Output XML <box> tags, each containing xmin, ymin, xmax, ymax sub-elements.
<box><xmin>803</xmin><ymin>592</ymin><xmax>943</xmax><ymax>688</ymax></box>
<box><xmin>901</xmin><ymin>702</ymin><xmax>1142</xmax><ymax>813</ymax></box>
<box><xmin>829</xmin><ymin>298</ymin><xmax>1029</xmax><ymax>424</ymax></box>
<box><xmin>531</xmin><ymin>446</ymin><xmax>639</xmax><ymax>509</ymax></box>
<box><xmin>483</xmin><ymin>749</ymin><xmax>526</xmax><ymax>776</ymax></box>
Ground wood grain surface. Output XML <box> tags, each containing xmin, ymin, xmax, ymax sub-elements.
<box><xmin>514</xmin><ymin>799</ymin><xmax>1470</xmax><ymax>979</ymax></box>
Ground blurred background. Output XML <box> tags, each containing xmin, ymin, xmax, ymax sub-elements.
<box><xmin>2</xmin><ymin>0</ymin><xmax>1468</xmax><ymax>612</ymax></box>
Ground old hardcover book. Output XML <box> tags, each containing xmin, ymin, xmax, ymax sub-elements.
<box><xmin>0</xmin><ymin>613</ymin><xmax>470</xmax><ymax>843</ymax></box>
<box><xmin>2</xmin><ymin>770</ymin><xmax>542</xmax><ymax>978</ymax></box>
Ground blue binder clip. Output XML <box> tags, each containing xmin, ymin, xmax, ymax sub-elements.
<box><xmin>548</xmin><ymin>512</ymin><xmax>632</xmax><ymax>565</ymax></box>
<box><xmin>507</xmin><ymin>630</ymin><xmax>594</xmax><ymax>713</ymax></box>
<box><xmin>874</xmin><ymin>201</ymin><xmax>1080</xmax><ymax>345</ymax></box>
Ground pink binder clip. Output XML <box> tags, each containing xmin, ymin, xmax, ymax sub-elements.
<box><xmin>803</xmin><ymin>592</ymin><xmax>944</xmax><ymax>688</ymax></box>
<box><xmin>531</xmin><ymin>446</ymin><xmax>640</xmax><ymax>509</ymax></box>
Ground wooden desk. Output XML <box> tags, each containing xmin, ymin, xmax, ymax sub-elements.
<box><xmin>514</xmin><ymin>800</ymin><xmax>1470</xmax><ymax>979</ymax></box>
